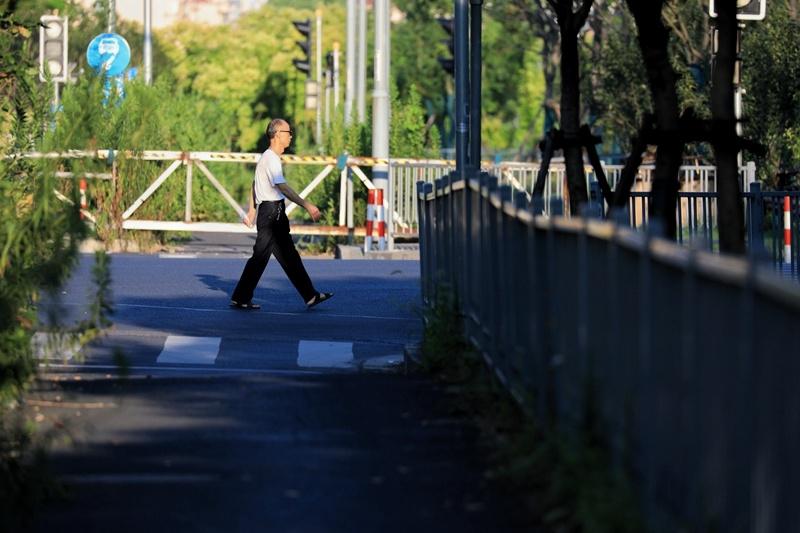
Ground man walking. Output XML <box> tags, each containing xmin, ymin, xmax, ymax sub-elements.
<box><xmin>230</xmin><ymin>118</ymin><xmax>333</xmax><ymax>310</ymax></box>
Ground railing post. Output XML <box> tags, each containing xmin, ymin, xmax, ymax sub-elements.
<box><xmin>748</xmin><ymin>181</ymin><xmax>765</xmax><ymax>260</ymax></box>
<box><xmin>347</xmin><ymin>165</ymin><xmax>354</xmax><ymax>243</ymax></box>
<box><xmin>185</xmin><ymin>157</ymin><xmax>193</xmax><ymax>223</ymax></box>
<box><xmin>417</xmin><ymin>181</ymin><xmax>428</xmax><ymax>305</ymax></box>
<box><xmin>387</xmin><ymin>161</ymin><xmax>395</xmax><ymax>250</ymax></box>
<box><xmin>484</xmin><ymin>176</ymin><xmax>498</xmax><ymax>351</ymax></box>
<box><xmin>423</xmin><ymin>182</ymin><xmax>435</xmax><ymax>306</ymax></box>
<box><xmin>338</xmin><ymin>153</ymin><xmax>348</xmax><ymax>227</ymax></box>
<box><xmin>586</xmin><ymin>180</ymin><xmax>603</xmax><ymax>219</ymax></box>
<box><xmin>549</xmin><ymin>196</ymin><xmax>564</xmax><ymax>217</ymax></box>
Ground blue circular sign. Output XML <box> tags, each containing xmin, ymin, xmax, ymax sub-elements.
<box><xmin>86</xmin><ymin>33</ymin><xmax>131</xmax><ymax>77</ymax></box>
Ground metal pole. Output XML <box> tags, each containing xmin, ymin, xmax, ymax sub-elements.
<box><xmin>108</xmin><ymin>0</ymin><xmax>116</xmax><ymax>32</ymax></box>
<box><xmin>185</xmin><ymin>160</ymin><xmax>193</xmax><ymax>222</ymax></box>
<box><xmin>469</xmin><ymin>0</ymin><xmax>482</xmax><ymax>174</ymax></box>
<box><xmin>345</xmin><ymin>0</ymin><xmax>356</xmax><ymax>125</ymax></box>
<box><xmin>325</xmin><ymin>70</ymin><xmax>331</xmax><ymax>126</ymax></box>
<box><xmin>372</xmin><ymin>0</ymin><xmax>391</xmax><ymax>250</ymax></box>
<box><xmin>316</xmin><ymin>9</ymin><xmax>323</xmax><ymax>147</ymax></box>
<box><xmin>347</xmin><ymin>167</ymin><xmax>354</xmax><ymax>243</ymax></box>
<box><xmin>144</xmin><ymin>0</ymin><xmax>152</xmax><ymax>85</ymax></box>
<box><xmin>735</xmin><ymin>23</ymin><xmax>744</xmax><ymax>168</ymax></box>
<box><xmin>333</xmin><ymin>41</ymin><xmax>340</xmax><ymax>110</ymax></box>
<box><xmin>454</xmin><ymin>0</ymin><xmax>469</xmax><ymax>179</ymax></box>
<box><xmin>357</xmin><ymin>0</ymin><xmax>367</xmax><ymax>123</ymax></box>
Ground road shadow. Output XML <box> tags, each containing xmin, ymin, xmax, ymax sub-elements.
<box><xmin>195</xmin><ymin>273</ymin><xmax>235</xmax><ymax>296</ymax></box>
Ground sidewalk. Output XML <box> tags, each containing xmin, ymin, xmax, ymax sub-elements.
<box><xmin>28</xmin><ymin>370</ymin><xmax>529</xmax><ymax>533</ymax></box>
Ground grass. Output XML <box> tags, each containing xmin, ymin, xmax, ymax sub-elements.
<box><xmin>419</xmin><ymin>290</ymin><xmax>645</xmax><ymax>533</ymax></box>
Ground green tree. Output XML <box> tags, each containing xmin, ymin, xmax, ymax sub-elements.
<box><xmin>743</xmin><ymin>2</ymin><xmax>800</xmax><ymax>184</ymax></box>
<box><xmin>0</xmin><ymin>9</ymin><xmax>111</xmax><ymax>527</ymax></box>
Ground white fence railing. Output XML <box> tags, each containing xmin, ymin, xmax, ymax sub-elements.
<box><xmin>10</xmin><ymin>150</ymin><xmax>757</xmax><ymax>249</ymax></box>
<box><xmin>392</xmin><ymin>160</ymin><xmax>758</xmax><ymax>234</ymax></box>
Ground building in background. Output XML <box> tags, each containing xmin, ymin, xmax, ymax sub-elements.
<box><xmin>77</xmin><ymin>0</ymin><xmax>271</xmax><ymax>28</ymax></box>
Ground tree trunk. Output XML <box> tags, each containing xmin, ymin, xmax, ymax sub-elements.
<box><xmin>560</xmin><ymin>24</ymin><xmax>588</xmax><ymax>214</ymax></box>
<box><xmin>711</xmin><ymin>0</ymin><xmax>745</xmax><ymax>254</ymax></box>
<box><xmin>626</xmin><ymin>0</ymin><xmax>683</xmax><ymax>239</ymax></box>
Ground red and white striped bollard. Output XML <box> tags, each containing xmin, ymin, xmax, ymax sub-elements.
<box><xmin>365</xmin><ymin>189</ymin><xmax>376</xmax><ymax>253</ymax></box>
<box><xmin>784</xmin><ymin>195</ymin><xmax>791</xmax><ymax>265</ymax></box>
<box><xmin>364</xmin><ymin>188</ymin><xmax>386</xmax><ymax>252</ymax></box>
<box><xmin>376</xmin><ymin>188</ymin><xmax>386</xmax><ymax>251</ymax></box>
<box><xmin>79</xmin><ymin>177</ymin><xmax>88</xmax><ymax>220</ymax></box>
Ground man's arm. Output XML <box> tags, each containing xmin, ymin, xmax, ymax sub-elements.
<box><xmin>277</xmin><ymin>182</ymin><xmax>320</xmax><ymax>222</ymax></box>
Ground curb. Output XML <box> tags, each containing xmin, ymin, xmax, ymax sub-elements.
<box><xmin>334</xmin><ymin>245</ymin><xmax>419</xmax><ymax>260</ymax></box>
<box><xmin>359</xmin><ymin>354</ymin><xmax>405</xmax><ymax>373</ymax></box>
<box><xmin>403</xmin><ymin>342</ymin><xmax>423</xmax><ymax>374</ymax></box>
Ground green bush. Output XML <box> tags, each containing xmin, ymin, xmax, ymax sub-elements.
<box><xmin>419</xmin><ymin>292</ymin><xmax>644</xmax><ymax>532</ymax></box>
<box><xmin>0</xmin><ymin>14</ymin><xmax>113</xmax><ymax>526</ymax></box>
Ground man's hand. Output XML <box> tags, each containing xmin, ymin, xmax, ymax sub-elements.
<box><xmin>276</xmin><ymin>183</ymin><xmax>320</xmax><ymax>222</ymax></box>
<box><xmin>305</xmin><ymin>201</ymin><xmax>321</xmax><ymax>222</ymax></box>
<box><xmin>242</xmin><ymin>207</ymin><xmax>256</xmax><ymax>227</ymax></box>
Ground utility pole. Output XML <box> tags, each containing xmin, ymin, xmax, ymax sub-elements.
<box><xmin>144</xmin><ymin>0</ymin><xmax>152</xmax><ymax>84</ymax></box>
<box><xmin>333</xmin><ymin>41</ymin><xmax>340</xmax><ymax>110</ymax></box>
<box><xmin>316</xmin><ymin>9</ymin><xmax>323</xmax><ymax>147</ymax></box>
<box><xmin>325</xmin><ymin>69</ymin><xmax>331</xmax><ymax>127</ymax></box>
<box><xmin>108</xmin><ymin>0</ymin><xmax>116</xmax><ymax>32</ymax></box>
<box><xmin>356</xmin><ymin>0</ymin><xmax>367</xmax><ymax>123</ymax></box>
<box><xmin>454</xmin><ymin>0</ymin><xmax>468</xmax><ymax>179</ymax></box>
<box><xmin>734</xmin><ymin>23</ymin><xmax>744</xmax><ymax>168</ymax></box>
<box><xmin>372</xmin><ymin>0</ymin><xmax>390</xmax><ymax>249</ymax></box>
<box><xmin>469</xmin><ymin>0</ymin><xmax>482</xmax><ymax>171</ymax></box>
<box><xmin>345</xmin><ymin>0</ymin><xmax>356</xmax><ymax>125</ymax></box>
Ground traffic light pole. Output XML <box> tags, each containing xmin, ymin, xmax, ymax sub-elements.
<box><xmin>372</xmin><ymin>0</ymin><xmax>390</xmax><ymax>250</ymax></box>
<box><xmin>144</xmin><ymin>0</ymin><xmax>152</xmax><ymax>85</ymax></box>
<box><xmin>357</xmin><ymin>0</ymin><xmax>367</xmax><ymax>123</ymax></box>
<box><xmin>316</xmin><ymin>10</ymin><xmax>323</xmax><ymax>147</ymax></box>
<box><xmin>345</xmin><ymin>0</ymin><xmax>356</xmax><ymax>125</ymax></box>
<box><xmin>108</xmin><ymin>0</ymin><xmax>116</xmax><ymax>32</ymax></box>
<box><xmin>333</xmin><ymin>42</ymin><xmax>340</xmax><ymax>110</ymax></box>
<box><xmin>734</xmin><ymin>23</ymin><xmax>744</xmax><ymax>168</ymax></box>
<box><xmin>454</xmin><ymin>0</ymin><xmax>468</xmax><ymax>179</ymax></box>
<box><xmin>469</xmin><ymin>0</ymin><xmax>482</xmax><ymax>173</ymax></box>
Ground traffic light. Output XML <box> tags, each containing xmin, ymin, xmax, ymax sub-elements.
<box><xmin>292</xmin><ymin>19</ymin><xmax>312</xmax><ymax>77</ymax></box>
<box><xmin>39</xmin><ymin>15</ymin><xmax>68</xmax><ymax>82</ymax></box>
<box><xmin>436</xmin><ymin>17</ymin><xmax>454</xmax><ymax>76</ymax></box>
<box><xmin>708</xmin><ymin>0</ymin><xmax>766</xmax><ymax>21</ymax></box>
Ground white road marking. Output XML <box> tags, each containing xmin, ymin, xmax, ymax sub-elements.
<box><xmin>40</xmin><ymin>363</ymin><xmax>323</xmax><ymax>376</ymax></box>
<box><xmin>297</xmin><ymin>340</ymin><xmax>354</xmax><ymax>369</ymax></box>
<box><xmin>156</xmin><ymin>335</ymin><xmax>221</xmax><ymax>365</ymax></box>
<box><xmin>158</xmin><ymin>253</ymin><xmax>198</xmax><ymax>259</ymax></box>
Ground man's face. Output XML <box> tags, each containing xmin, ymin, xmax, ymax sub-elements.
<box><xmin>275</xmin><ymin>122</ymin><xmax>293</xmax><ymax>149</ymax></box>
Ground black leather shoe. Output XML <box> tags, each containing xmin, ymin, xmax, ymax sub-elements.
<box><xmin>230</xmin><ymin>300</ymin><xmax>261</xmax><ymax>310</ymax></box>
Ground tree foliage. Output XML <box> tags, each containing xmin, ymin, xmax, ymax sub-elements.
<box><xmin>0</xmin><ymin>8</ymin><xmax>111</xmax><ymax>526</ymax></box>
<box><xmin>742</xmin><ymin>2</ymin><xmax>800</xmax><ymax>184</ymax></box>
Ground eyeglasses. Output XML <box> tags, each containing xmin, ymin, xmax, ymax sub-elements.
<box><xmin>278</xmin><ymin>129</ymin><xmax>293</xmax><ymax>134</ymax></box>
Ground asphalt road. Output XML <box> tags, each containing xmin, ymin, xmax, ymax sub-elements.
<box><xmin>27</xmin><ymin>253</ymin><xmax>529</xmax><ymax>532</ymax></box>
<box><xmin>45</xmin><ymin>254</ymin><xmax>421</xmax><ymax>374</ymax></box>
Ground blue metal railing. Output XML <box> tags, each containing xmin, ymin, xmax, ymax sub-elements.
<box><xmin>586</xmin><ymin>183</ymin><xmax>800</xmax><ymax>280</ymax></box>
<box><xmin>418</xmin><ymin>173</ymin><xmax>800</xmax><ymax>533</ymax></box>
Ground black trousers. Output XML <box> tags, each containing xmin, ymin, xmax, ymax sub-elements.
<box><xmin>231</xmin><ymin>200</ymin><xmax>316</xmax><ymax>304</ymax></box>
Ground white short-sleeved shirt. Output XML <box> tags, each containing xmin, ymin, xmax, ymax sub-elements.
<box><xmin>253</xmin><ymin>148</ymin><xmax>287</xmax><ymax>203</ymax></box>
